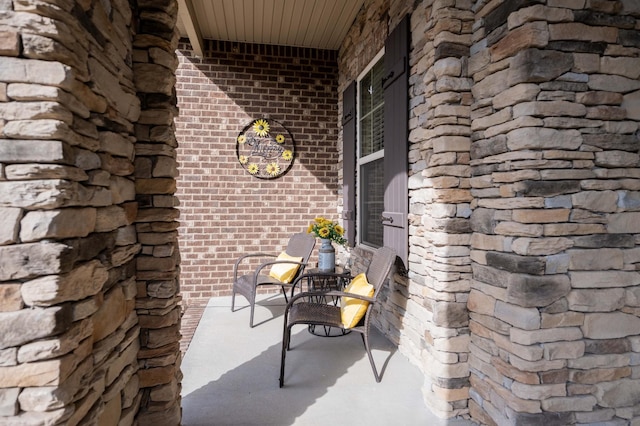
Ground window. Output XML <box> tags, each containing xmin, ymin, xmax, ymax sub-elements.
<box><xmin>358</xmin><ymin>52</ymin><xmax>385</xmax><ymax>248</ymax></box>
<box><xmin>342</xmin><ymin>15</ymin><xmax>409</xmax><ymax>267</ymax></box>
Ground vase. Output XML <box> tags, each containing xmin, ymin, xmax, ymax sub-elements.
<box><xmin>318</xmin><ymin>238</ymin><xmax>335</xmax><ymax>272</ymax></box>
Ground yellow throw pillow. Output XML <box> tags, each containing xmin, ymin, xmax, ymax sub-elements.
<box><xmin>341</xmin><ymin>273</ymin><xmax>375</xmax><ymax>328</ymax></box>
<box><xmin>269</xmin><ymin>252</ymin><xmax>303</xmax><ymax>283</ymax></box>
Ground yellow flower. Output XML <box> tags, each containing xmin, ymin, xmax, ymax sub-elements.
<box><xmin>252</xmin><ymin>119</ymin><xmax>270</xmax><ymax>137</ymax></box>
<box><xmin>266</xmin><ymin>162</ymin><xmax>280</xmax><ymax>177</ymax></box>
<box><xmin>306</xmin><ymin>217</ymin><xmax>347</xmax><ymax>246</ymax></box>
<box><xmin>276</xmin><ymin>134</ymin><xmax>285</xmax><ymax>143</ymax></box>
<box><xmin>239</xmin><ymin>155</ymin><xmax>248</xmax><ymax>165</ymax></box>
<box><xmin>247</xmin><ymin>163</ymin><xmax>259</xmax><ymax>175</ymax></box>
<box><xmin>282</xmin><ymin>150</ymin><xmax>293</xmax><ymax>161</ymax></box>
<box><xmin>237</xmin><ymin>135</ymin><xmax>246</xmax><ymax>143</ymax></box>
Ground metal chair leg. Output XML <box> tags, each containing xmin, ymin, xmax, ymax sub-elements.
<box><xmin>279</xmin><ymin>322</ymin><xmax>291</xmax><ymax>387</ymax></box>
<box><xmin>361</xmin><ymin>333</ymin><xmax>381</xmax><ymax>382</ymax></box>
<box><xmin>249</xmin><ymin>297</ymin><xmax>255</xmax><ymax>328</ymax></box>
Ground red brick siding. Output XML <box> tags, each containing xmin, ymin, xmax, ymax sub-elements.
<box><xmin>175</xmin><ymin>40</ymin><xmax>339</xmax><ymax>301</ymax></box>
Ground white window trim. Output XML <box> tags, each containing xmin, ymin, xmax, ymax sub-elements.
<box><xmin>356</xmin><ymin>47</ymin><xmax>385</xmax><ymax>249</ymax></box>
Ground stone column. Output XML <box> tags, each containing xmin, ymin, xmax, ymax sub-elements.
<box><xmin>406</xmin><ymin>0</ymin><xmax>474</xmax><ymax>419</ymax></box>
<box><xmin>0</xmin><ymin>0</ymin><xmax>144</xmax><ymax>423</ymax></box>
<box><xmin>132</xmin><ymin>1</ymin><xmax>182</xmax><ymax>424</ymax></box>
<box><xmin>468</xmin><ymin>3</ymin><xmax>640</xmax><ymax>425</ymax></box>
<box><xmin>0</xmin><ymin>0</ymin><xmax>182</xmax><ymax>424</ymax></box>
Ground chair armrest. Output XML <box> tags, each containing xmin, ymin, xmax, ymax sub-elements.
<box><xmin>286</xmin><ymin>289</ymin><xmax>375</xmax><ymax>309</ymax></box>
<box><xmin>290</xmin><ymin>273</ymin><xmax>309</xmax><ymax>294</ymax></box>
<box><xmin>251</xmin><ymin>260</ymin><xmax>309</xmax><ymax>285</ymax></box>
<box><xmin>233</xmin><ymin>253</ymin><xmax>277</xmax><ymax>280</ymax></box>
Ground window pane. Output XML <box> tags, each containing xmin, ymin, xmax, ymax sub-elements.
<box><xmin>360</xmin><ymin>72</ymin><xmax>372</xmax><ymax>117</ymax></box>
<box><xmin>359</xmin><ymin>56</ymin><xmax>385</xmax><ymax>157</ymax></box>
<box><xmin>371</xmin><ymin>106</ymin><xmax>384</xmax><ymax>153</ymax></box>
<box><xmin>360</xmin><ymin>114</ymin><xmax>372</xmax><ymax>156</ymax></box>
<box><xmin>360</xmin><ymin>158</ymin><xmax>384</xmax><ymax>248</ymax></box>
<box><xmin>371</xmin><ymin>59</ymin><xmax>385</xmax><ymax>106</ymax></box>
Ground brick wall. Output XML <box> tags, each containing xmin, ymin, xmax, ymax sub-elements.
<box><xmin>175</xmin><ymin>40</ymin><xmax>340</xmax><ymax>301</ymax></box>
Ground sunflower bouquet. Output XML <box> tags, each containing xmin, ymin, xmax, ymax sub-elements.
<box><xmin>307</xmin><ymin>217</ymin><xmax>347</xmax><ymax>246</ymax></box>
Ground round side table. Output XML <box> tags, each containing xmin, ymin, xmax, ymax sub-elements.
<box><xmin>301</xmin><ymin>266</ymin><xmax>352</xmax><ymax>337</ymax></box>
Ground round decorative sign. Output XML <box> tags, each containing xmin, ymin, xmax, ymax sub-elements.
<box><xmin>236</xmin><ymin>118</ymin><xmax>294</xmax><ymax>179</ymax></box>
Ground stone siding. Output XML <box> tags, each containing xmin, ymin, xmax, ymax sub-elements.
<box><xmin>406</xmin><ymin>0</ymin><xmax>475</xmax><ymax>419</ymax></box>
<box><xmin>174</xmin><ymin>40</ymin><xmax>340</xmax><ymax>300</ymax></box>
<box><xmin>0</xmin><ymin>0</ymin><xmax>181</xmax><ymax>424</ymax></box>
<box><xmin>2</xmin><ymin>0</ymin><xmax>640</xmax><ymax>424</ymax></box>
<box><xmin>133</xmin><ymin>2</ymin><xmax>182</xmax><ymax>423</ymax></box>
<box><xmin>467</xmin><ymin>1</ymin><xmax>640</xmax><ymax>425</ymax></box>
<box><xmin>338</xmin><ymin>0</ymin><xmax>474</xmax><ymax>419</ymax></box>
<box><xmin>338</xmin><ymin>0</ymin><xmax>640</xmax><ymax>423</ymax></box>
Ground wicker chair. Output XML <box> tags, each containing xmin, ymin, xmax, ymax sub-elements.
<box><xmin>231</xmin><ymin>232</ymin><xmax>316</xmax><ymax>328</ymax></box>
<box><xmin>279</xmin><ymin>246</ymin><xmax>396</xmax><ymax>387</ymax></box>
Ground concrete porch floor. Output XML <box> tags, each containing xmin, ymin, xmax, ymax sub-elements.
<box><xmin>180</xmin><ymin>294</ymin><xmax>476</xmax><ymax>425</ymax></box>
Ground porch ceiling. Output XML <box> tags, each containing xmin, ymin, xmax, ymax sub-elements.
<box><xmin>176</xmin><ymin>0</ymin><xmax>365</xmax><ymax>56</ymax></box>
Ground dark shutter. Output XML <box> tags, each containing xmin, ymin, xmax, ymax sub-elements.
<box><xmin>382</xmin><ymin>14</ymin><xmax>410</xmax><ymax>268</ymax></box>
<box><xmin>342</xmin><ymin>81</ymin><xmax>356</xmax><ymax>247</ymax></box>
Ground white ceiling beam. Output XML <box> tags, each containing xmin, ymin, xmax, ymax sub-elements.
<box><xmin>178</xmin><ymin>0</ymin><xmax>205</xmax><ymax>57</ymax></box>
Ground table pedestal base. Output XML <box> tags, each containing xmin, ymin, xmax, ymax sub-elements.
<box><xmin>298</xmin><ymin>266</ymin><xmax>353</xmax><ymax>338</ymax></box>
<box><xmin>308</xmin><ymin>324</ymin><xmax>351</xmax><ymax>337</ymax></box>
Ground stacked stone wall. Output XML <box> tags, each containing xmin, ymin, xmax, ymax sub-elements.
<box><xmin>338</xmin><ymin>0</ymin><xmax>474</xmax><ymax>419</ymax></box>
<box><xmin>132</xmin><ymin>1</ymin><xmax>182</xmax><ymax>423</ymax></box>
<box><xmin>0</xmin><ymin>0</ymin><xmax>181</xmax><ymax>424</ymax></box>
<box><xmin>467</xmin><ymin>1</ymin><xmax>640</xmax><ymax>424</ymax></box>
<box><xmin>174</xmin><ymin>40</ymin><xmax>339</xmax><ymax>301</ymax></box>
<box><xmin>406</xmin><ymin>0</ymin><xmax>475</xmax><ymax>419</ymax></box>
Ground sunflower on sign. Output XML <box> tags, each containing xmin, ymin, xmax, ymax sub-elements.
<box><xmin>253</xmin><ymin>119</ymin><xmax>270</xmax><ymax>137</ymax></box>
<box><xmin>266</xmin><ymin>163</ymin><xmax>280</xmax><ymax>177</ymax></box>
<box><xmin>247</xmin><ymin>163</ymin><xmax>259</xmax><ymax>175</ymax></box>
